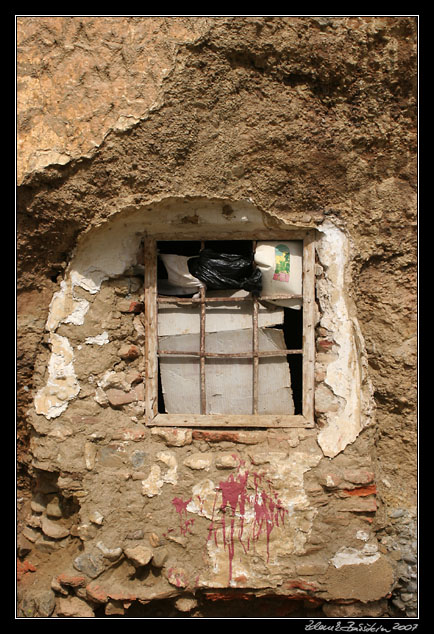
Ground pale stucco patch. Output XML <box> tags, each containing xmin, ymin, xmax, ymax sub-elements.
<box><xmin>191</xmin><ymin>450</ymin><xmax>323</xmax><ymax>588</ymax></box>
<box><xmin>316</xmin><ymin>221</ymin><xmax>375</xmax><ymax>458</ymax></box>
<box><xmin>34</xmin><ymin>333</ymin><xmax>80</xmax><ymax>419</ymax></box>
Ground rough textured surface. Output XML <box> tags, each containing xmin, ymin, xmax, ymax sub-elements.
<box><xmin>17</xmin><ymin>16</ymin><xmax>417</xmax><ymax>619</ymax></box>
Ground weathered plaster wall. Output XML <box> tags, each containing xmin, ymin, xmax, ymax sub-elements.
<box><xmin>17</xmin><ymin>16</ymin><xmax>417</xmax><ymax>619</ymax></box>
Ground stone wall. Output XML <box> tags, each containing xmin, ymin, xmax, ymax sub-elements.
<box><xmin>17</xmin><ymin>16</ymin><xmax>417</xmax><ymax>619</ymax></box>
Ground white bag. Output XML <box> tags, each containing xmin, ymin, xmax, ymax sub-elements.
<box><xmin>254</xmin><ymin>241</ymin><xmax>303</xmax><ymax>309</ymax></box>
<box><xmin>159</xmin><ymin>254</ymin><xmax>202</xmax><ymax>293</ymax></box>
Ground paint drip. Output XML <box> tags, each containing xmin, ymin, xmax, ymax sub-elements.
<box><xmin>207</xmin><ymin>461</ymin><xmax>288</xmax><ymax>583</ymax></box>
<box><xmin>172</xmin><ymin>497</ymin><xmax>194</xmax><ymax>537</ymax></box>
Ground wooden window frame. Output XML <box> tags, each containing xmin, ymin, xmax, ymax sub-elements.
<box><xmin>144</xmin><ymin>230</ymin><xmax>315</xmax><ymax>428</ymax></box>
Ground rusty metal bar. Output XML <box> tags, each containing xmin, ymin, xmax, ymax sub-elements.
<box><xmin>157</xmin><ymin>294</ymin><xmax>303</xmax><ymax>304</ymax></box>
<box><xmin>199</xmin><ymin>283</ymin><xmax>206</xmax><ymax>415</ymax></box>
<box><xmin>158</xmin><ymin>349</ymin><xmax>303</xmax><ymax>358</ymax></box>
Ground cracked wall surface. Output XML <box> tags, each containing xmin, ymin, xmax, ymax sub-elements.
<box><xmin>17</xmin><ymin>16</ymin><xmax>417</xmax><ymax>619</ymax></box>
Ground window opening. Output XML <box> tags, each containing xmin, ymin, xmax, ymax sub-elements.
<box><xmin>144</xmin><ymin>233</ymin><xmax>315</xmax><ymax>428</ymax></box>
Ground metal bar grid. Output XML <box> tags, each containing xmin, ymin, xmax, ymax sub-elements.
<box><xmin>144</xmin><ymin>232</ymin><xmax>316</xmax><ymax>427</ymax></box>
<box><xmin>156</xmin><ymin>241</ymin><xmax>303</xmax><ymax>416</ymax></box>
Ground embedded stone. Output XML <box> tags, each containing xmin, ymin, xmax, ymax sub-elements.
<box><xmin>314</xmin><ymin>383</ymin><xmax>340</xmax><ymax>413</ymax></box>
<box><xmin>125</xmin><ymin>528</ymin><xmax>145</xmax><ymax>540</ymax></box>
<box><xmin>151</xmin><ymin>548</ymin><xmax>169</xmax><ymax>569</ymax></box>
<box><xmin>132</xmin><ymin>382</ymin><xmax>145</xmax><ymax>401</ymax></box>
<box><xmin>96</xmin><ymin>541</ymin><xmax>123</xmax><ymax>561</ymax></box>
<box><xmin>183</xmin><ymin>453</ymin><xmax>213</xmax><ymax>470</ymax></box>
<box><xmin>148</xmin><ymin>532</ymin><xmax>160</xmax><ymax>547</ymax></box>
<box><xmin>126</xmin><ymin>370</ymin><xmax>143</xmax><ymax>385</ymax></box>
<box><xmin>215</xmin><ymin>453</ymin><xmax>239</xmax><ymax>469</ymax></box>
<box><xmin>41</xmin><ymin>517</ymin><xmax>70</xmax><ymax>540</ymax></box>
<box><xmin>118</xmin><ymin>299</ymin><xmax>135</xmax><ymax>313</ymax></box>
<box><xmin>317</xmin><ymin>471</ymin><xmax>343</xmax><ymax>489</ymax></box>
<box><xmin>34</xmin><ymin>534</ymin><xmax>62</xmax><ymax>553</ymax></box>
<box><xmin>77</xmin><ymin>523</ymin><xmax>98</xmax><ymax>541</ymax></box>
<box><xmin>46</xmin><ymin>496</ymin><xmax>62</xmax><ymax>518</ymax></box>
<box><xmin>167</xmin><ymin>566</ymin><xmax>188</xmax><ymax>588</ymax></box>
<box><xmin>89</xmin><ymin>510</ymin><xmax>104</xmax><ymax>525</ymax></box>
<box><xmin>151</xmin><ymin>427</ymin><xmax>193</xmax><ymax>447</ymax></box>
<box><xmin>30</xmin><ymin>492</ymin><xmax>47</xmax><ymax>514</ymax></box>
<box><xmin>51</xmin><ymin>577</ymin><xmax>69</xmax><ymax>596</ymax></box>
<box><xmin>57</xmin><ymin>596</ymin><xmax>95</xmax><ymax>618</ymax></box>
<box><xmin>84</xmin><ymin>442</ymin><xmax>97</xmax><ymax>470</ymax></box>
<box><xmin>35</xmin><ymin>590</ymin><xmax>56</xmax><ymax>617</ymax></box>
<box><xmin>105</xmin><ymin>599</ymin><xmax>125</xmax><ymax>616</ymax></box>
<box><xmin>124</xmin><ymin>545</ymin><xmax>153</xmax><ymax>567</ymax></box>
<box><xmin>22</xmin><ymin>526</ymin><xmax>40</xmax><ymax>543</ymax></box>
<box><xmin>105</xmin><ymin>388</ymin><xmax>137</xmax><ymax>407</ymax></box>
<box><xmin>17</xmin><ymin>533</ymin><xmax>33</xmax><ymax>557</ymax></box>
<box><xmin>130</xmin><ymin>450</ymin><xmax>147</xmax><ymax>468</ymax></box>
<box><xmin>175</xmin><ymin>596</ymin><xmax>198</xmax><ymax>612</ymax></box>
<box><xmin>27</xmin><ymin>514</ymin><xmax>41</xmax><ymax>528</ymax></box>
<box><xmin>73</xmin><ymin>552</ymin><xmax>105</xmax><ymax>579</ymax></box>
<box><xmin>343</xmin><ymin>469</ymin><xmax>375</xmax><ymax>485</ymax></box>
<box><xmin>118</xmin><ymin>344</ymin><xmax>140</xmax><ymax>361</ymax></box>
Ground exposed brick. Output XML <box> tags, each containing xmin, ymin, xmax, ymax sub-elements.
<box><xmin>128</xmin><ymin>301</ymin><xmax>145</xmax><ymax>314</ymax></box>
<box><xmin>285</xmin><ymin>579</ymin><xmax>318</xmax><ymax>592</ymax></box>
<box><xmin>17</xmin><ymin>559</ymin><xmax>37</xmax><ymax>583</ymax></box>
<box><xmin>86</xmin><ymin>582</ymin><xmax>109</xmax><ymax>604</ymax></box>
<box><xmin>339</xmin><ymin>484</ymin><xmax>377</xmax><ymax>497</ymax></box>
<box><xmin>192</xmin><ymin>430</ymin><xmax>264</xmax><ymax>444</ymax></box>
<box><xmin>105</xmin><ymin>388</ymin><xmax>137</xmax><ymax>407</ymax></box>
<box><xmin>57</xmin><ymin>572</ymin><xmax>87</xmax><ymax>588</ymax></box>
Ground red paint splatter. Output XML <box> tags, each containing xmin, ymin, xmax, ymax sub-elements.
<box><xmin>172</xmin><ymin>497</ymin><xmax>194</xmax><ymax>537</ymax></box>
<box><xmin>207</xmin><ymin>463</ymin><xmax>288</xmax><ymax>583</ymax></box>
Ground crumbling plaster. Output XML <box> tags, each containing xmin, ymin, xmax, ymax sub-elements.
<box><xmin>315</xmin><ymin>220</ymin><xmax>374</xmax><ymax>457</ymax></box>
<box><xmin>35</xmin><ymin>201</ymin><xmax>373</xmax><ymax>458</ymax></box>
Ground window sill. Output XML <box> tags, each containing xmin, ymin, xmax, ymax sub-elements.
<box><xmin>148</xmin><ymin>413</ymin><xmax>314</xmax><ymax>428</ymax></box>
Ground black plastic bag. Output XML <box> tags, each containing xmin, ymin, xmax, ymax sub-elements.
<box><xmin>188</xmin><ymin>249</ymin><xmax>262</xmax><ymax>293</ymax></box>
